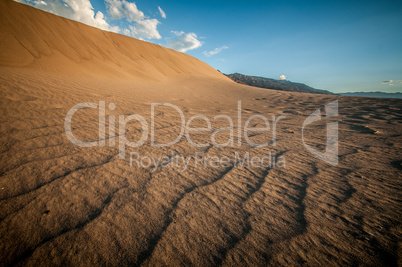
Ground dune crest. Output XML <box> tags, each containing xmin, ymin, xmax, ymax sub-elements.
<box><xmin>0</xmin><ymin>0</ymin><xmax>226</xmax><ymax>81</ymax></box>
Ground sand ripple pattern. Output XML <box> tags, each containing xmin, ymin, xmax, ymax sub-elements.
<box><xmin>0</xmin><ymin>68</ymin><xmax>401</xmax><ymax>266</ymax></box>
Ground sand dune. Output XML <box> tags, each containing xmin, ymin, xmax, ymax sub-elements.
<box><xmin>0</xmin><ymin>0</ymin><xmax>225</xmax><ymax>81</ymax></box>
<box><xmin>1</xmin><ymin>0</ymin><xmax>401</xmax><ymax>265</ymax></box>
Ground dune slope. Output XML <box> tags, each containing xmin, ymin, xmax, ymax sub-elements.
<box><xmin>0</xmin><ymin>0</ymin><xmax>401</xmax><ymax>266</ymax></box>
<box><xmin>0</xmin><ymin>0</ymin><xmax>226</xmax><ymax>81</ymax></box>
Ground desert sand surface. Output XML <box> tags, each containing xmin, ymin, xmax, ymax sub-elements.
<box><xmin>1</xmin><ymin>0</ymin><xmax>401</xmax><ymax>266</ymax></box>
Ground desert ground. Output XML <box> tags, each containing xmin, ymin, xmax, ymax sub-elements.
<box><xmin>1</xmin><ymin>0</ymin><xmax>401</xmax><ymax>265</ymax></box>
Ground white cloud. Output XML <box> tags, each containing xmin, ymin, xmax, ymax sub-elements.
<box><xmin>165</xmin><ymin>31</ymin><xmax>203</xmax><ymax>52</ymax></box>
<box><xmin>17</xmin><ymin>0</ymin><xmax>119</xmax><ymax>32</ymax></box>
<box><xmin>33</xmin><ymin>0</ymin><xmax>47</xmax><ymax>5</ymax></box>
<box><xmin>130</xmin><ymin>19</ymin><xmax>161</xmax><ymax>40</ymax></box>
<box><xmin>381</xmin><ymin>80</ymin><xmax>393</xmax><ymax>84</ymax></box>
<box><xmin>158</xmin><ymin>6</ymin><xmax>166</xmax><ymax>19</ymax></box>
<box><xmin>278</xmin><ymin>75</ymin><xmax>287</xmax><ymax>80</ymax></box>
<box><xmin>105</xmin><ymin>0</ymin><xmax>161</xmax><ymax>40</ymax></box>
<box><xmin>381</xmin><ymin>80</ymin><xmax>402</xmax><ymax>86</ymax></box>
<box><xmin>105</xmin><ymin>0</ymin><xmax>144</xmax><ymax>21</ymax></box>
<box><xmin>122</xmin><ymin>28</ymin><xmax>131</xmax><ymax>36</ymax></box>
<box><xmin>203</xmin><ymin>46</ymin><xmax>228</xmax><ymax>57</ymax></box>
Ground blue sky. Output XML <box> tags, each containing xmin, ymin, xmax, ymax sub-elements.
<box><xmin>18</xmin><ymin>0</ymin><xmax>402</xmax><ymax>93</ymax></box>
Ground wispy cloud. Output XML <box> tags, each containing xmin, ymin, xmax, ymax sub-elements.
<box><xmin>203</xmin><ymin>46</ymin><xmax>228</xmax><ymax>57</ymax></box>
<box><xmin>165</xmin><ymin>31</ymin><xmax>203</xmax><ymax>52</ymax></box>
<box><xmin>381</xmin><ymin>80</ymin><xmax>402</xmax><ymax>86</ymax></box>
<box><xmin>158</xmin><ymin>6</ymin><xmax>166</xmax><ymax>19</ymax></box>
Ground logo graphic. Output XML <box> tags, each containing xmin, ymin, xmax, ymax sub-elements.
<box><xmin>302</xmin><ymin>100</ymin><xmax>338</xmax><ymax>166</ymax></box>
<box><xmin>64</xmin><ymin>99</ymin><xmax>339</xmax><ymax>170</ymax></box>
<box><xmin>64</xmin><ymin>101</ymin><xmax>286</xmax><ymax>159</ymax></box>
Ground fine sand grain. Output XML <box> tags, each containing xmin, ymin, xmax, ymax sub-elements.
<box><xmin>0</xmin><ymin>0</ymin><xmax>401</xmax><ymax>265</ymax></box>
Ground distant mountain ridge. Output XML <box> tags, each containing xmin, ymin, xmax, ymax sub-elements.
<box><xmin>225</xmin><ymin>73</ymin><xmax>333</xmax><ymax>95</ymax></box>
